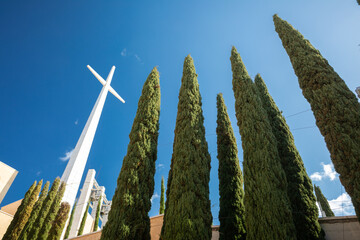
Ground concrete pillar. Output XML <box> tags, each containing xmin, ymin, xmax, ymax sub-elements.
<box><xmin>68</xmin><ymin>169</ymin><xmax>96</xmax><ymax>238</ymax></box>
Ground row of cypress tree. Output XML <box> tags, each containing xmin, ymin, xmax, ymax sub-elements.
<box><xmin>273</xmin><ymin>14</ymin><xmax>360</xmax><ymax>221</ymax></box>
<box><xmin>3</xmin><ymin>177</ymin><xmax>69</xmax><ymax>240</ymax></box>
<box><xmin>230</xmin><ymin>45</ymin><xmax>323</xmax><ymax>239</ymax></box>
<box><xmin>100</xmin><ymin>13</ymin><xmax>358</xmax><ymax>240</ymax></box>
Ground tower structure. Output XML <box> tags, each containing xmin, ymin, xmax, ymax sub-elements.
<box><xmin>67</xmin><ymin>169</ymin><xmax>111</xmax><ymax>237</ymax></box>
<box><xmin>60</xmin><ymin>66</ymin><xmax>124</xmax><ymax>238</ymax></box>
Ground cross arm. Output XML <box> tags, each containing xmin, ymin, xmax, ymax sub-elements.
<box><xmin>87</xmin><ymin>65</ymin><xmax>106</xmax><ymax>86</ymax></box>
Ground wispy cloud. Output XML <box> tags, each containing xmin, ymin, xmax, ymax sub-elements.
<box><xmin>60</xmin><ymin>149</ymin><xmax>74</xmax><ymax>162</ymax></box>
<box><xmin>75</xmin><ymin>119</ymin><xmax>78</xmax><ymax>125</ymax></box>
<box><xmin>151</xmin><ymin>192</ymin><xmax>160</xmax><ymax>203</ymax></box>
<box><xmin>121</xmin><ymin>48</ymin><xmax>127</xmax><ymax>56</ymax></box>
<box><xmin>156</xmin><ymin>163</ymin><xmax>164</xmax><ymax>170</ymax></box>
<box><xmin>120</xmin><ymin>48</ymin><xmax>142</xmax><ymax>63</ymax></box>
<box><xmin>36</xmin><ymin>171</ymin><xmax>41</xmax><ymax>176</ymax></box>
<box><xmin>134</xmin><ymin>54</ymin><xmax>141</xmax><ymax>62</ymax></box>
<box><xmin>328</xmin><ymin>193</ymin><xmax>355</xmax><ymax>216</ymax></box>
<box><xmin>310</xmin><ymin>162</ymin><xmax>337</xmax><ymax>181</ymax></box>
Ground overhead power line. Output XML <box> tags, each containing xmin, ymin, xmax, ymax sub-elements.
<box><xmin>292</xmin><ymin>126</ymin><xmax>317</xmax><ymax>131</ymax></box>
<box><xmin>285</xmin><ymin>109</ymin><xmax>311</xmax><ymax>118</ymax></box>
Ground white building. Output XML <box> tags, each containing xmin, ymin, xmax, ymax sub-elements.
<box><xmin>0</xmin><ymin>161</ymin><xmax>18</xmax><ymax>205</ymax></box>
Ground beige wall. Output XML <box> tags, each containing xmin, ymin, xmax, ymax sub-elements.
<box><xmin>37</xmin><ymin>213</ymin><xmax>360</xmax><ymax>240</ymax></box>
<box><xmin>150</xmin><ymin>214</ymin><xmax>163</xmax><ymax>240</ymax></box>
<box><xmin>0</xmin><ymin>161</ymin><xmax>18</xmax><ymax>204</ymax></box>
<box><xmin>67</xmin><ymin>231</ymin><xmax>101</xmax><ymax>240</ymax></box>
<box><xmin>0</xmin><ymin>200</ymin><xmax>22</xmax><ymax>240</ymax></box>
<box><xmin>0</xmin><ymin>199</ymin><xmax>22</xmax><ymax>216</ymax></box>
<box><xmin>319</xmin><ymin>215</ymin><xmax>360</xmax><ymax>240</ymax></box>
<box><xmin>212</xmin><ymin>226</ymin><xmax>219</xmax><ymax>240</ymax></box>
<box><xmin>0</xmin><ymin>210</ymin><xmax>13</xmax><ymax>239</ymax></box>
<box><xmin>67</xmin><ymin>215</ymin><xmax>220</xmax><ymax>240</ymax></box>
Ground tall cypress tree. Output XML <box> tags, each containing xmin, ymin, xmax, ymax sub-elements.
<box><xmin>20</xmin><ymin>181</ymin><xmax>50</xmax><ymax>240</ymax></box>
<box><xmin>231</xmin><ymin>46</ymin><xmax>296</xmax><ymax>240</ymax></box>
<box><xmin>159</xmin><ymin>176</ymin><xmax>165</xmax><ymax>215</ymax></box>
<box><xmin>64</xmin><ymin>200</ymin><xmax>77</xmax><ymax>239</ymax></box>
<box><xmin>38</xmin><ymin>181</ymin><xmax>66</xmax><ymax>240</ymax></box>
<box><xmin>93</xmin><ymin>196</ymin><xmax>102</xmax><ymax>232</ymax></box>
<box><xmin>3</xmin><ymin>181</ymin><xmax>37</xmax><ymax>240</ymax></box>
<box><xmin>4</xmin><ymin>180</ymin><xmax>42</xmax><ymax>240</ymax></box>
<box><xmin>216</xmin><ymin>93</ymin><xmax>246</xmax><ymax>240</ymax></box>
<box><xmin>314</xmin><ymin>185</ymin><xmax>335</xmax><ymax>217</ymax></box>
<box><xmin>254</xmin><ymin>74</ymin><xmax>322</xmax><ymax>239</ymax></box>
<box><xmin>47</xmin><ymin>202</ymin><xmax>71</xmax><ymax>240</ymax></box>
<box><xmin>273</xmin><ymin>14</ymin><xmax>360</xmax><ymax>219</ymax></box>
<box><xmin>101</xmin><ymin>67</ymin><xmax>161</xmax><ymax>240</ymax></box>
<box><xmin>357</xmin><ymin>0</ymin><xmax>360</xmax><ymax>5</ymax></box>
<box><xmin>78</xmin><ymin>201</ymin><xmax>90</xmax><ymax>236</ymax></box>
<box><xmin>28</xmin><ymin>177</ymin><xmax>60</xmax><ymax>239</ymax></box>
<box><xmin>161</xmin><ymin>55</ymin><xmax>212</xmax><ymax>240</ymax></box>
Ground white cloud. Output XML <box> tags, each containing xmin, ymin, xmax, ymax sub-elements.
<box><xmin>75</xmin><ymin>119</ymin><xmax>78</xmax><ymax>125</ymax></box>
<box><xmin>151</xmin><ymin>192</ymin><xmax>159</xmax><ymax>203</ymax></box>
<box><xmin>310</xmin><ymin>172</ymin><xmax>322</xmax><ymax>181</ymax></box>
<box><xmin>156</xmin><ymin>163</ymin><xmax>164</xmax><ymax>170</ymax></box>
<box><xmin>121</xmin><ymin>48</ymin><xmax>127</xmax><ymax>56</ymax></box>
<box><xmin>323</xmin><ymin>163</ymin><xmax>336</xmax><ymax>180</ymax></box>
<box><xmin>36</xmin><ymin>171</ymin><xmax>41</xmax><ymax>176</ymax></box>
<box><xmin>60</xmin><ymin>149</ymin><xmax>74</xmax><ymax>161</ymax></box>
<box><xmin>328</xmin><ymin>193</ymin><xmax>355</xmax><ymax>216</ymax></box>
<box><xmin>310</xmin><ymin>162</ymin><xmax>337</xmax><ymax>181</ymax></box>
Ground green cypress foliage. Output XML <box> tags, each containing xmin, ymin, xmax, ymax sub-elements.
<box><xmin>4</xmin><ymin>180</ymin><xmax>42</xmax><ymax>240</ymax></box>
<box><xmin>273</xmin><ymin>14</ymin><xmax>360</xmax><ymax>219</ymax></box>
<box><xmin>28</xmin><ymin>177</ymin><xmax>61</xmax><ymax>239</ymax></box>
<box><xmin>159</xmin><ymin>176</ymin><xmax>165</xmax><ymax>215</ymax></box>
<box><xmin>93</xmin><ymin>196</ymin><xmax>102</xmax><ymax>232</ymax></box>
<box><xmin>47</xmin><ymin>202</ymin><xmax>71</xmax><ymax>240</ymax></box>
<box><xmin>3</xmin><ymin>181</ymin><xmax>37</xmax><ymax>240</ymax></box>
<box><xmin>64</xmin><ymin>200</ymin><xmax>77</xmax><ymax>239</ymax></box>
<box><xmin>101</xmin><ymin>67</ymin><xmax>161</xmax><ymax>240</ymax></box>
<box><xmin>161</xmin><ymin>55</ymin><xmax>212</xmax><ymax>240</ymax></box>
<box><xmin>314</xmin><ymin>185</ymin><xmax>335</xmax><ymax>217</ymax></box>
<box><xmin>231</xmin><ymin>46</ymin><xmax>296</xmax><ymax>240</ymax></box>
<box><xmin>358</xmin><ymin>0</ymin><xmax>360</xmax><ymax>5</ymax></box>
<box><xmin>254</xmin><ymin>74</ymin><xmax>322</xmax><ymax>239</ymax></box>
<box><xmin>216</xmin><ymin>93</ymin><xmax>246</xmax><ymax>240</ymax></box>
<box><xmin>38</xmin><ymin>181</ymin><xmax>66</xmax><ymax>240</ymax></box>
<box><xmin>20</xmin><ymin>181</ymin><xmax>50</xmax><ymax>240</ymax></box>
<box><xmin>78</xmin><ymin>201</ymin><xmax>90</xmax><ymax>236</ymax></box>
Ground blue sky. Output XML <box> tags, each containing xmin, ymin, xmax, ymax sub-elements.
<box><xmin>1</xmin><ymin>0</ymin><xmax>359</xmax><ymax>223</ymax></box>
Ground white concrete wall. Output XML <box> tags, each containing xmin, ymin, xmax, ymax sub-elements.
<box><xmin>83</xmin><ymin>212</ymin><xmax>94</xmax><ymax>235</ymax></box>
<box><xmin>68</xmin><ymin>170</ymin><xmax>96</xmax><ymax>238</ymax></box>
<box><xmin>0</xmin><ymin>161</ymin><xmax>18</xmax><ymax>204</ymax></box>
